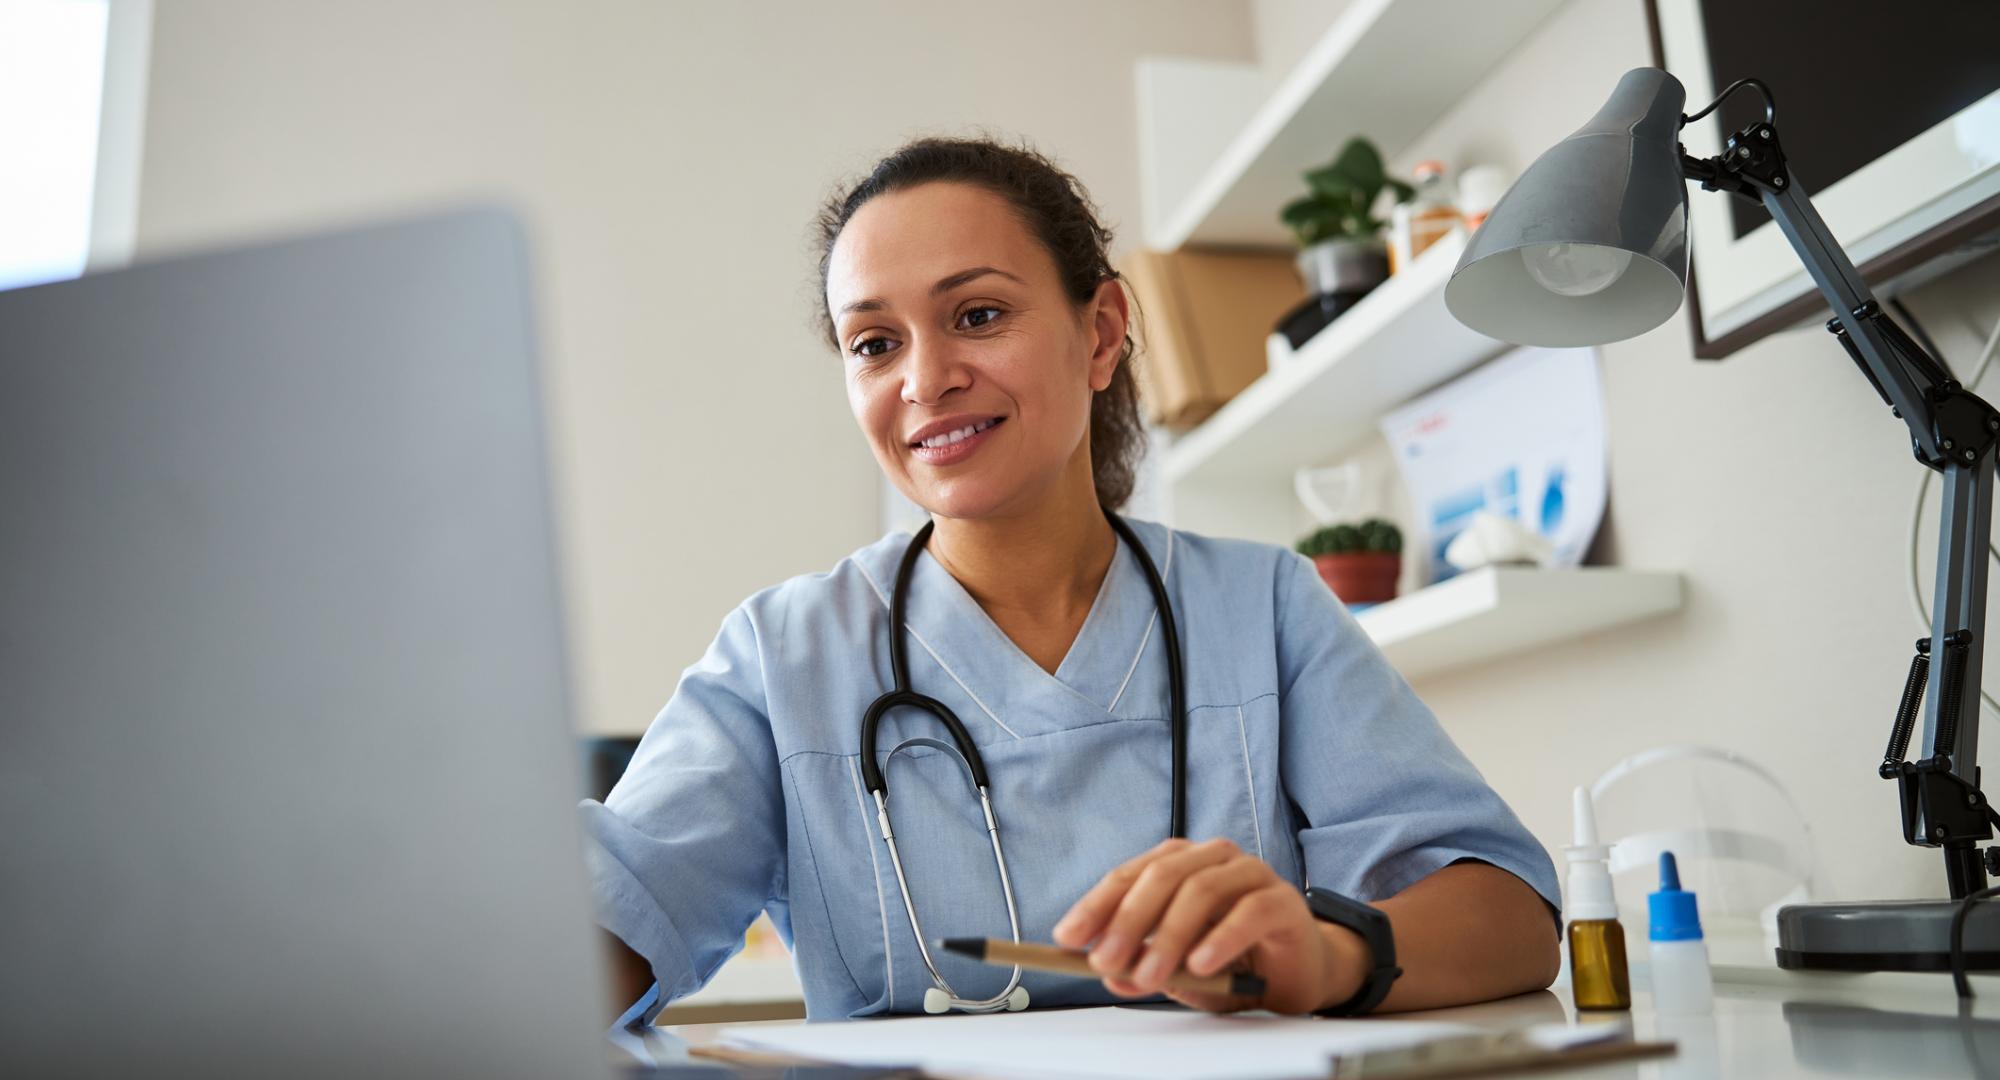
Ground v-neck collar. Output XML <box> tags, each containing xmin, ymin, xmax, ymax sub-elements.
<box><xmin>862</xmin><ymin>518</ymin><xmax>1175</xmax><ymax>740</ymax></box>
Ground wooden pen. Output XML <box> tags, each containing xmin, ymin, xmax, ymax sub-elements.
<box><xmin>939</xmin><ymin>937</ymin><xmax>1266</xmax><ymax>998</ymax></box>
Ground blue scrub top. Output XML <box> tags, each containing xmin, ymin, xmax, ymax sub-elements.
<box><xmin>581</xmin><ymin>519</ymin><xmax>1560</xmax><ymax>1020</ymax></box>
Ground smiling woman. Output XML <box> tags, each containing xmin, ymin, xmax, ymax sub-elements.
<box><xmin>582</xmin><ymin>135</ymin><xmax>1562</xmax><ymax>1025</ymax></box>
<box><xmin>814</xmin><ymin>138</ymin><xmax>1147</xmax><ymax>520</ymax></box>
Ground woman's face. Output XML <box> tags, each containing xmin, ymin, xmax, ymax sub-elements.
<box><xmin>825</xmin><ymin>181</ymin><xmax>1127</xmax><ymax>522</ymax></box>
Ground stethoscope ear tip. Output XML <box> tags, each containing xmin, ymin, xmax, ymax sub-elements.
<box><xmin>923</xmin><ymin>987</ymin><xmax>952</xmax><ymax>1014</ymax></box>
<box><xmin>1005</xmin><ymin>986</ymin><xmax>1031</xmax><ymax>1011</ymax></box>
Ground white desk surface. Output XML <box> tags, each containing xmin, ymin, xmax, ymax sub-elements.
<box><xmin>632</xmin><ymin>935</ymin><xmax>2000</xmax><ymax>1078</ymax></box>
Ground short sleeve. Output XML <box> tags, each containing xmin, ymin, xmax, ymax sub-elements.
<box><xmin>578</xmin><ymin>604</ymin><xmax>786</xmax><ymax>1004</ymax></box>
<box><xmin>1273</xmin><ymin>552</ymin><xmax>1560</xmax><ymax>914</ymax></box>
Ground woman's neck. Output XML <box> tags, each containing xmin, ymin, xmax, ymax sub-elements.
<box><xmin>926</xmin><ymin>469</ymin><xmax>1118</xmax><ymax>674</ymax></box>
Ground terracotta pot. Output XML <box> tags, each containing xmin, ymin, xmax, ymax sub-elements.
<box><xmin>1313</xmin><ymin>552</ymin><xmax>1400</xmax><ymax>605</ymax></box>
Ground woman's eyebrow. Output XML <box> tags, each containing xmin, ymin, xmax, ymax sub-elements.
<box><xmin>837</xmin><ymin>266</ymin><xmax>1025</xmax><ymax>317</ymax></box>
<box><xmin>930</xmin><ymin>265</ymin><xmax>1024</xmax><ymax>295</ymax></box>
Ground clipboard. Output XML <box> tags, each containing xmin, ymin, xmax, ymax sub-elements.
<box><xmin>699</xmin><ymin>1007</ymin><xmax>1674</xmax><ymax>1080</ymax></box>
<box><xmin>1328</xmin><ymin>1027</ymin><xmax>1674</xmax><ymax>1078</ymax></box>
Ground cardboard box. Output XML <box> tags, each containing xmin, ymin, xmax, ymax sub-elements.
<box><xmin>1120</xmin><ymin>247</ymin><xmax>1306</xmax><ymax>430</ymax></box>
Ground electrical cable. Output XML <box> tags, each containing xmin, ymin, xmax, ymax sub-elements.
<box><xmin>1903</xmin><ymin>301</ymin><xmax>2000</xmax><ymax>719</ymax></box>
<box><xmin>1681</xmin><ymin>77</ymin><xmax>1776</xmax><ymax>127</ymax></box>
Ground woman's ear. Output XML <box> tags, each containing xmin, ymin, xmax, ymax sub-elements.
<box><xmin>1085</xmin><ymin>278</ymin><xmax>1131</xmax><ymax>392</ymax></box>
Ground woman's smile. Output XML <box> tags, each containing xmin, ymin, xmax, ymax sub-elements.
<box><xmin>909</xmin><ymin>414</ymin><xmax>1006</xmax><ymax>465</ymax></box>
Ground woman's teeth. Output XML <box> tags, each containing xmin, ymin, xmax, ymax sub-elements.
<box><xmin>917</xmin><ymin>418</ymin><xmax>998</xmax><ymax>449</ymax></box>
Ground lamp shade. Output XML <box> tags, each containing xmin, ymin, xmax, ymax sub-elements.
<box><xmin>1445</xmin><ymin>67</ymin><xmax>1691</xmax><ymax>347</ymax></box>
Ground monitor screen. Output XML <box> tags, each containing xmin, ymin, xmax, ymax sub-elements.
<box><xmin>1698</xmin><ymin>0</ymin><xmax>2000</xmax><ymax>240</ymax></box>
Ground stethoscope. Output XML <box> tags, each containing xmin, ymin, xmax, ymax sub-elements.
<box><xmin>860</xmin><ymin>509</ymin><xmax>1187</xmax><ymax>1013</ymax></box>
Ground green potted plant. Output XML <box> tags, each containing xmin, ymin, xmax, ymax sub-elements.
<box><xmin>1275</xmin><ymin>138</ymin><xmax>1412</xmax><ymax>348</ymax></box>
<box><xmin>1296</xmin><ymin>518</ymin><xmax>1403</xmax><ymax>605</ymax></box>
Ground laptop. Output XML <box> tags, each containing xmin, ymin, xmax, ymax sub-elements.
<box><xmin>0</xmin><ymin>209</ymin><xmax>619</xmax><ymax>1077</ymax></box>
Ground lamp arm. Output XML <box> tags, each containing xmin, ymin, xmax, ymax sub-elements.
<box><xmin>1685</xmin><ymin>121</ymin><xmax>2000</xmax><ymax>896</ymax></box>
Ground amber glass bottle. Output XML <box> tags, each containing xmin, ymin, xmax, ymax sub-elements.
<box><xmin>1568</xmin><ymin>917</ymin><xmax>1632</xmax><ymax>1010</ymax></box>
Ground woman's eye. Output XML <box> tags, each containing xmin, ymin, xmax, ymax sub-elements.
<box><xmin>851</xmin><ymin>337</ymin><xmax>893</xmax><ymax>358</ymax></box>
<box><xmin>959</xmin><ymin>306</ymin><xmax>1003</xmax><ymax>329</ymax></box>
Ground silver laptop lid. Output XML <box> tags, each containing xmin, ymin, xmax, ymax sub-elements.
<box><xmin>0</xmin><ymin>209</ymin><xmax>612</xmax><ymax>1077</ymax></box>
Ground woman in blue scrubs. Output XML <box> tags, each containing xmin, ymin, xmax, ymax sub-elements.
<box><xmin>584</xmin><ymin>137</ymin><xmax>1561</xmax><ymax>1021</ymax></box>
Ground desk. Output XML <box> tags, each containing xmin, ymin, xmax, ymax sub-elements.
<box><xmin>622</xmin><ymin>948</ymin><xmax>2000</xmax><ymax>1078</ymax></box>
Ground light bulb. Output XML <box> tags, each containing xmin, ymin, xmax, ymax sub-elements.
<box><xmin>1520</xmin><ymin>243</ymin><xmax>1633</xmax><ymax>297</ymax></box>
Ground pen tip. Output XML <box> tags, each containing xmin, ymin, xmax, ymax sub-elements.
<box><xmin>938</xmin><ymin>937</ymin><xmax>987</xmax><ymax>959</ymax></box>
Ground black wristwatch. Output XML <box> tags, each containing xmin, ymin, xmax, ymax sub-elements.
<box><xmin>1304</xmin><ymin>886</ymin><xmax>1401</xmax><ymax>1017</ymax></box>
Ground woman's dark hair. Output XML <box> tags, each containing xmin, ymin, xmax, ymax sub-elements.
<box><xmin>812</xmin><ymin>136</ymin><xmax>1145</xmax><ymax>510</ymax></box>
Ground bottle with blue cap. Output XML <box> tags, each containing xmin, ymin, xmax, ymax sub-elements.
<box><xmin>1648</xmin><ymin>850</ymin><xmax>1713</xmax><ymax>1014</ymax></box>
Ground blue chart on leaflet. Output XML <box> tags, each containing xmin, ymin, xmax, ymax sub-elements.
<box><xmin>1380</xmin><ymin>347</ymin><xmax>1607</xmax><ymax>585</ymax></box>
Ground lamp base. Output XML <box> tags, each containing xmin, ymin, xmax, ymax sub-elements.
<box><xmin>1776</xmin><ymin>900</ymin><xmax>2000</xmax><ymax>972</ymax></box>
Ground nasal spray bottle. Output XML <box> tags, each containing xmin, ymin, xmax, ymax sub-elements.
<box><xmin>1564</xmin><ymin>787</ymin><xmax>1630</xmax><ymax>1010</ymax></box>
<box><xmin>1648</xmin><ymin>851</ymin><xmax>1714</xmax><ymax>1014</ymax></box>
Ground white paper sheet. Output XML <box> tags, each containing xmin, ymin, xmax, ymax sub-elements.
<box><xmin>1379</xmin><ymin>347</ymin><xmax>1608</xmax><ymax>585</ymax></box>
<box><xmin>718</xmin><ymin>1004</ymin><xmax>1472</xmax><ymax>1080</ymax></box>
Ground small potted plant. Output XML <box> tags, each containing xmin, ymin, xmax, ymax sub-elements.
<box><xmin>1274</xmin><ymin>138</ymin><xmax>1413</xmax><ymax>350</ymax></box>
<box><xmin>1296</xmin><ymin>518</ymin><xmax>1403</xmax><ymax>605</ymax></box>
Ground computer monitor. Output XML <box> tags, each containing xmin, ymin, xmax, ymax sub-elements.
<box><xmin>0</xmin><ymin>209</ymin><xmax>614</xmax><ymax>1077</ymax></box>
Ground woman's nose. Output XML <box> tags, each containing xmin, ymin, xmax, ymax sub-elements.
<box><xmin>900</xmin><ymin>333</ymin><xmax>972</xmax><ymax>406</ymax></box>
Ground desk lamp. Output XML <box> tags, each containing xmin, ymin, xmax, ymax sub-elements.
<box><xmin>1446</xmin><ymin>67</ymin><xmax>2000</xmax><ymax>980</ymax></box>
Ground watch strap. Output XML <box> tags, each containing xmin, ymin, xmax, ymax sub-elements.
<box><xmin>1304</xmin><ymin>886</ymin><xmax>1402</xmax><ymax>1017</ymax></box>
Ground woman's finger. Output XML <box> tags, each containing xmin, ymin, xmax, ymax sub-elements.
<box><xmin>1101</xmin><ymin>974</ymin><xmax>1151</xmax><ymax>998</ymax></box>
<box><xmin>1185</xmin><ymin>884</ymin><xmax>1302</xmax><ymax>976</ymax></box>
<box><xmin>1087</xmin><ymin>838</ymin><xmax>1240</xmax><ymax>974</ymax></box>
<box><xmin>1051</xmin><ymin>837</ymin><xmax>1193</xmax><ymax>948</ymax></box>
<box><xmin>1126</xmin><ymin>856</ymin><xmax>1274</xmax><ymax>991</ymax></box>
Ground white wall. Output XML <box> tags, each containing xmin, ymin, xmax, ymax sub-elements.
<box><xmin>1247</xmin><ymin>0</ymin><xmax>1356</xmax><ymax>89</ymax></box>
<box><xmin>133</xmin><ymin>0</ymin><xmax>1254</xmax><ymax>737</ymax></box>
<box><xmin>1269</xmin><ymin>0</ymin><xmax>2000</xmax><ymax>905</ymax></box>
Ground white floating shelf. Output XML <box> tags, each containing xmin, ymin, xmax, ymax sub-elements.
<box><xmin>1357</xmin><ymin>567</ymin><xmax>1684</xmax><ymax>681</ymax></box>
<box><xmin>1147</xmin><ymin>0</ymin><xmax>1567</xmax><ymax>250</ymax></box>
<box><xmin>1162</xmin><ymin>230</ymin><xmax>1499</xmax><ymax>489</ymax></box>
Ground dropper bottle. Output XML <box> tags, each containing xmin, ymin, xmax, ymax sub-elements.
<box><xmin>1564</xmin><ymin>787</ymin><xmax>1630</xmax><ymax>1010</ymax></box>
<box><xmin>1648</xmin><ymin>850</ymin><xmax>1714</xmax><ymax>1015</ymax></box>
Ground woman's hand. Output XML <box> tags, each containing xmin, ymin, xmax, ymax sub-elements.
<box><xmin>1050</xmin><ymin>837</ymin><xmax>1363</xmax><ymax>1015</ymax></box>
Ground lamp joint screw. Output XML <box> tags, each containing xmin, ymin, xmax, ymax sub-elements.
<box><xmin>1944</xmin><ymin>439</ymin><xmax>1956</xmax><ymax>451</ymax></box>
<box><xmin>1737</xmin><ymin>147</ymin><xmax>1751</xmax><ymax>159</ymax></box>
<box><xmin>1969</xmin><ymin>450</ymin><xmax>1978</xmax><ymax>463</ymax></box>
<box><xmin>1935</xmin><ymin>826</ymin><xmax>1949</xmax><ymax>840</ymax></box>
<box><xmin>1760</xmin><ymin>128</ymin><xmax>1771</xmax><ymax>140</ymax></box>
<box><xmin>1971</xmin><ymin>793</ymin><xmax>1983</xmax><ymax>807</ymax></box>
<box><xmin>1987</xmin><ymin>418</ymin><xmax>1997</xmax><ymax>431</ymax></box>
<box><xmin>1774</xmin><ymin>176</ymin><xmax>1787</xmax><ymax>187</ymax></box>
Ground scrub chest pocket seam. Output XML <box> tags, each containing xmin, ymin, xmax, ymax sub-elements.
<box><xmin>844</xmin><ymin>756</ymin><xmax>897</xmax><ymax>1009</ymax></box>
<box><xmin>1235</xmin><ymin>704</ymin><xmax>1266</xmax><ymax>862</ymax></box>
<box><xmin>781</xmin><ymin>763</ymin><xmax>869</xmax><ymax>1004</ymax></box>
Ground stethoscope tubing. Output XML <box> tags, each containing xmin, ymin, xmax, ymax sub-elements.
<box><xmin>859</xmin><ymin>511</ymin><xmax>1186</xmax><ymax>1014</ymax></box>
<box><xmin>861</xmin><ymin>511</ymin><xmax>1186</xmax><ymax>833</ymax></box>
<box><xmin>1105</xmin><ymin>511</ymin><xmax>1187</xmax><ymax>839</ymax></box>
